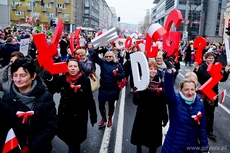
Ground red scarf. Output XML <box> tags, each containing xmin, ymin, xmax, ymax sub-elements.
<box><xmin>66</xmin><ymin>72</ymin><xmax>82</xmax><ymax>92</ymax></box>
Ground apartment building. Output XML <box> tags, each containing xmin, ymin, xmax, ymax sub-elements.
<box><xmin>152</xmin><ymin>0</ymin><xmax>227</xmax><ymax>42</ymax></box>
<box><xmin>9</xmin><ymin>0</ymin><xmax>117</xmax><ymax>33</ymax></box>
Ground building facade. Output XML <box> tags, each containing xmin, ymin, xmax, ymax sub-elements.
<box><xmin>152</xmin><ymin>0</ymin><xmax>227</xmax><ymax>42</ymax></box>
<box><xmin>8</xmin><ymin>0</ymin><xmax>118</xmax><ymax>33</ymax></box>
<box><xmin>0</xmin><ymin>0</ymin><xmax>10</xmax><ymax>28</ymax></box>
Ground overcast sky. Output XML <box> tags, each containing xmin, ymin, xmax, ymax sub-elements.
<box><xmin>106</xmin><ymin>0</ymin><xmax>155</xmax><ymax>24</ymax></box>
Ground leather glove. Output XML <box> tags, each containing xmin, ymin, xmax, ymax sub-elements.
<box><xmin>113</xmin><ymin>68</ymin><xmax>118</xmax><ymax>76</ymax></box>
<box><xmin>90</xmin><ymin>116</ymin><xmax>97</xmax><ymax>127</ymax></box>
<box><xmin>164</xmin><ymin>57</ymin><xmax>174</xmax><ymax>69</ymax></box>
<box><xmin>43</xmin><ymin>70</ymin><xmax>53</xmax><ymax>81</ymax></box>
<box><xmin>21</xmin><ymin>145</ymin><xmax>30</xmax><ymax>153</ymax></box>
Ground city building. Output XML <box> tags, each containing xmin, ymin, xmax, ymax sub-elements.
<box><xmin>152</xmin><ymin>0</ymin><xmax>227</xmax><ymax>42</ymax></box>
<box><xmin>7</xmin><ymin>0</ymin><xmax>118</xmax><ymax>33</ymax></box>
<box><xmin>0</xmin><ymin>0</ymin><xmax>10</xmax><ymax>28</ymax></box>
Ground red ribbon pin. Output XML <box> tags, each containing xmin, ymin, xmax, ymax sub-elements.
<box><xmin>16</xmin><ymin>111</ymin><xmax>34</xmax><ymax>124</ymax></box>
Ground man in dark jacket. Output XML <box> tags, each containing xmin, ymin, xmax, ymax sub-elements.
<box><xmin>59</xmin><ymin>35</ymin><xmax>69</xmax><ymax>62</ymax></box>
<box><xmin>0</xmin><ymin>37</ymin><xmax>19</xmax><ymax>67</ymax></box>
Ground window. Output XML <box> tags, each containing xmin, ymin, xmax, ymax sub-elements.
<box><xmin>60</xmin><ymin>14</ymin><xmax>69</xmax><ymax>18</ymax></box>
<box><xmin>45</xmin><ymin>3</ymin><xmax>52</xmax><ymax>8</ymax></box>
<box><xmin>15</xmin><ymin>11</ymin><xmax>24</xmax><ymax>16</ymax></box>
<box><xmin>85</xmin><ymin>0</ymin><xmax>89</xmax><ymax>7</ymax></box>
<box><xmin>57</xmin><ymin>4</ymin><xmax>66</xmax><ymax>9</ymax></box>
<box><xmin>12</xmin><ymin>1</ymin><xmax>22</xmax><ymax>6</ymax></box>
<box><xmin>45</xmin><ymin>13</ymin><xmax>54</xmax><ymax>17</ymax></box>
<box><xmin>31</xmin><ymin>12</ymin><xmax>40</xmax><ymax>16</ymax></box>
<box><xmin>84</xmin><ymin>9</ymin><xmax>89</xmax><ymax>15</ymax></box>
<box><xmin>27</xmin><ymin>2</ymin><xmax>35</xmax><ymax>6</ymax></box>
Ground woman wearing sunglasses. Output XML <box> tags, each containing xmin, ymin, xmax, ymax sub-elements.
<box><xmin>93</xmin><ymin>50</ymin><xmax>125</xmax><ymax>127</ymax></box>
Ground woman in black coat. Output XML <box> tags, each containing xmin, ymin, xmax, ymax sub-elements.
<box><xmin>194</xmin><ymin>51</ymin><xmax>230</xmax><ymax>141</ymax></box>
<box><xmin>131</xmin><ymin>60</ymin><xmax>168</xmax><ymax>153</ymax></box>
<box><xmin>44</xmin><ymin>58</ymin><xmax>97</xmax><ymax>153</ymax></box>
<box><xmin>0</xmin><ymin>58</ymin><xmax>58</xmax><ymax>153</ymax></box>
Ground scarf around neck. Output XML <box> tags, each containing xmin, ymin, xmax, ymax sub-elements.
<box><xmin>179</xmin><ymin>91</ymin><xmax>196</xmax><ymax>105</ymax></box>
<box><xmin>66</xmin><ymin>72</ymin><xmax>82</xmax><ymax>92</ymax></box>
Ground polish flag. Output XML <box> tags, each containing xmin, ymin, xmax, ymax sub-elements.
<box><xmin>219</xmin><ymin>89</ymin><xmax>226</xmax><ymax>104</ymax></box>
<box><xmin>3</xmin><ymin>128</ymin><xmax>20</xmax><ymax>153</ymax></box>
<box><xmin>147</xmin><ymin>23</ymin><xmax>166</xmax><ymax>41</ymax></box>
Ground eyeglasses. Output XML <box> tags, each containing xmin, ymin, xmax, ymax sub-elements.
<box><xmin>105</xmin><ymin>56</ymin><xmax>113</xmax><ymax>58</ymax></box>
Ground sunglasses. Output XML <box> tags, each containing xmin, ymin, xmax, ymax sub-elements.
<box><xmin>105</xmin><ymin>56</ymin><xmax>113</xmax><ymax>58</ymax></box>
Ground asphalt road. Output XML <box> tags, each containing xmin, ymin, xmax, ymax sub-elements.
<box><xmin>0</xmin><ymin>61</ymin><xmax>229</xmax><ymax>153</ymax></box>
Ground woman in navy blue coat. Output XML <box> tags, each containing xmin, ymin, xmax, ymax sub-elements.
<box><xmin>93</xmin><ymin>50</ymin><xmax>125</xmax><ymax>127</ymax></box>
<box><xmin>162</xmin><ymin>65</ymin><xmax>209</xmax><ymax>153</ymax></box>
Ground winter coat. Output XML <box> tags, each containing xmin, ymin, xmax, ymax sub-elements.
<box><xmin>93</xmin><ymin>52</ymin><xmax>125</xmax><ymax>102</ymax></box>
<box><xmin>0</xmin><ymin>43</ymin><xmax>19</xmax><ymax>67</ymax></box>
<box><xmin>131</xmin><ymin>75</ymin><xmax>168</xmax><ymax>149</ymax></box>
<box><xmin>59</xmin><ymin>39</ymin><xmax>68</xmax><ymax>56</ymax></box>
<box><xmin>45</xmin><ymin>74</ymin><xmax>97</xmax><ymax>146</ymax></box>
<box><xmin>78</xmin><ymin>56</ymin><xmax>93</xmax><ymax>76</ymax></box>
<box><xmin>0</xmin><ymin>76</ymin><xmax>58</xmax><ymax>153</ymax></box>
<box><xmin>193</xmin><ymin>62</ymin><xmax>229</xmax><ymax>107</ymax></box>
<box><xmin>162</xmin><ymin>71</ymin><xmax>209</xmax><ymax>153</ymax></box>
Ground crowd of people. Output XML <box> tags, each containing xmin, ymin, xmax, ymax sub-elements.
<box><xmin>0</xmin><ymin>24</ymin><xmax>229</xmax><ymax>153</ymax></box>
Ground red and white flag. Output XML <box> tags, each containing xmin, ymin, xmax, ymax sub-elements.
<box><xmin>219</xmin><ymin>89</ymin><xmax>226</xmax><ymax>104</ymax></box>
<box><xmin>2</xmin><ymin>128</ymin><xmax>20</xmax><ymax>153</ymax></box>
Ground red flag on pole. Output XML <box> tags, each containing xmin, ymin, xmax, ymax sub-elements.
<box><xmin>219</xmin><ymin>89</ymin><xmax>226</xmax><ymax>104</ymax></box>
<box><xmin>3</xmin><ymin>128</ymin><xmax>20</xmax><ymax>153</ymax></box>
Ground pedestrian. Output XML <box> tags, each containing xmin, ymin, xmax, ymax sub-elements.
<box><xmin>59</xmin><ymin>35</ymin><xmax>69</xmax><ymax>62</ymax></box>
<box><xmin>0</xmin><ymin>58</ymin><xmax>58</xmax><ymax>153</ymax></box>
<box><xmin>43</xmin><ymin>58</ymin><xmax>97</xmax><ymax>153</ymax></box>
<box><xmin>75</xmin><ymin>48</ymin><xmax>94</xmax><ymax>76</ymax></box>
<box><xmin>193</xmin><ymin>51</ymin><xmax>230</xmax><ymax>141</ymax></box>
<box><xmin>161</xmin><ymin>58</ymin><xmax>209</xmax><ymax>153</ymax></box>
<box><xmin>153</xmin><ymin>52</ymin><xmax>167</xmax><ymax>82</ymax></box>
<box><xmin>92</xmin><ymin>50</ymin><xmax>125</xmax><ymax>127</ymax></box>
<box><xmin>130</xmin><ymin>60</ymin><xmax>168</xmax><ymax>153</ymax></box>
<box><xmin>0</xmin><ymin>51</ymin><xmax>25</xmax><ymax>95</ymax></box>
<box><xmin>123</xmin><ymin>45</ymin><xmax>139</xmax><ymax>92</ymax></box>
<box><xmin>184</xmin><ymin>42</ymin><xmax>192</xmax><ymax>66</ymax></box>
<box><xmin>0</xmin><ymin>37</ymin><xmax>20</xmax><ymax>67</ymax></box>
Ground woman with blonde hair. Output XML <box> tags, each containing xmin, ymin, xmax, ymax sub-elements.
<box><xmin>93</xmin><ymin>50</ymin><xmax>125</xmax><ymax>127</ymax></box>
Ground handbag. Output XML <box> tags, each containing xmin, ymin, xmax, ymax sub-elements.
<box><xmin>117</xmin><ymin>77</ymin><xmax>128</xmax><ymax>90</ymax></box>
<box><xmin>88</xmin><ymin>72</ymin><xmax>100</xmax><ymax>92</ymax></box>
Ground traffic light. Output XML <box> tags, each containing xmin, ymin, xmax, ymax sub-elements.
<box><xmin>226</xmin><ymin>26</ymin><xmax>230</xmax><ymax>36</ymax></box>
<box><xmin>41</xmin><ymin>0</ymin><xmax>44</xmax><ymax>6</ymax></box>
<box><xmin>118</xmin><ymin>17</ymin><xmax>120</xmax><ymax>22</ymax></box>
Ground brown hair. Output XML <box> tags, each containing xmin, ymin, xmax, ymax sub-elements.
<box><xmin>204</xmin><ymin>52</ymin><xmax>215</xmax><ymax>59</ymax></box>
<box><xmin>10</xmin><ymin>51</ymin><xmax>25</xmax><ymax>59</ymax></box>
<box><xmin>148</xmin><ymin>60</ymin><xmax>158</xmax><ymax>69</ymax></box>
